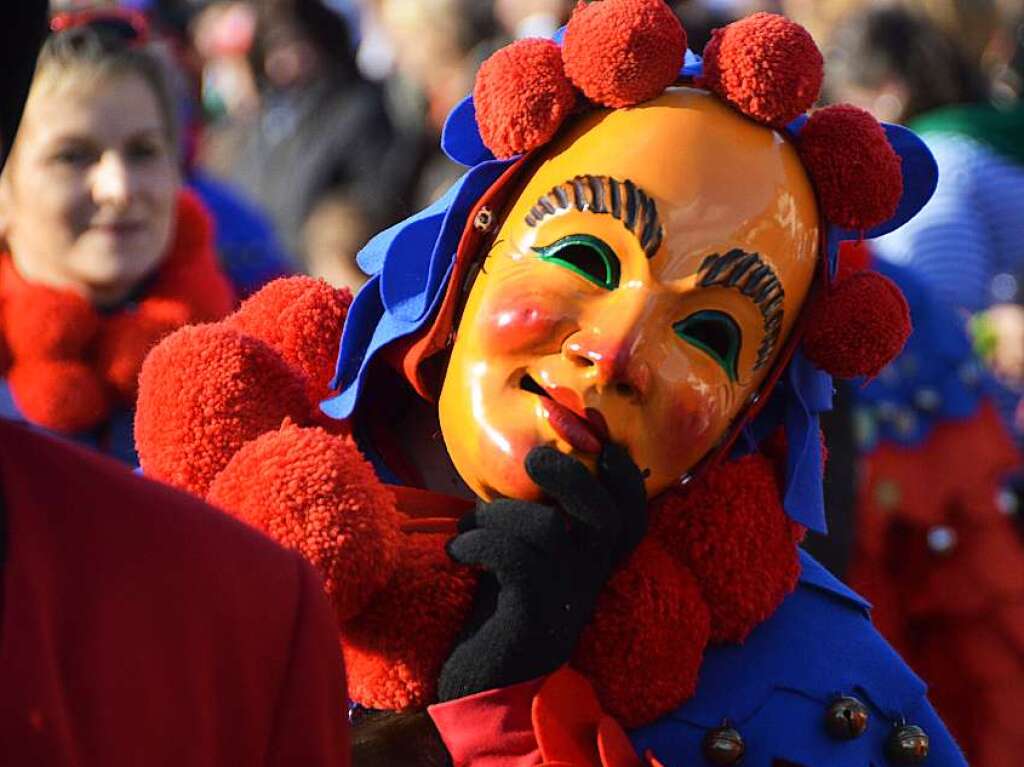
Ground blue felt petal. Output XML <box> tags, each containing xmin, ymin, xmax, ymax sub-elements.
<box><xmin>441</xmin><ymin>96</ymin><xmax>495</xmax><ymax>167</ymax></box>
<box><xmin>356</xmin><ymin>185</ymin><xmax>457</xmax><ymax>275</ymax></box>
<box><xmin>681</xmin><ymin>49</ymin><xmax>702</xmax><ymax>78</ymax></box>
<box><xmin>328</xmin><ymin>273</ymin><xmax>385</xmax><ymax>392</ymax></box>
<box><xmin>380</xmin><ymin>160</ymin><xmax>511</xmax><ymax>324</ymax></box>
<box><xmin>630</xmin><ymin>552</ymin><xmax>966</xmax><ymax>767</ymax></box>
<box><xmin>782</xmin><ymin>353</ymin><xmax>833</xmax><ymax>533</ymax></box>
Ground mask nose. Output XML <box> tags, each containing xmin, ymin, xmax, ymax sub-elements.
<box><xmin>562</xmin><ymin>322</ymin><xmax>652</xmax><ymax>399</ymax></box>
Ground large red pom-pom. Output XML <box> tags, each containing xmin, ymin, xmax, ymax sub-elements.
<box><xmin>699</xmin><ymin>12</ymin><xmax>822</xmax><ymax>127</ymax></box>
<box><xmin>474</xmin><ymin>38</ymin><xmax>577</xmax><ymax>159</ymax></box>
<box><xmin>208</xmin><ymin>423</ymin><xmax>402</xmax><ymax>622</ymax></box>
<box><xmin>802</xmin><ymin>270</ymin><xmax>911</xmax><ymax>379</ymax></box>
<box><xmin>8</xmin><ymin>359</ymin><xmax>110</xmax><ymax>433</ymax></box>
<box><xmin>230</xmin><ymin>276</ymin><xmax>352</xmax><ymax>404</ymax></box>
<box><xmin>135</xmin><ymin>324</ymin><xmax>312</xmax><ymax>497</ymax></box>
<box><xmin>562</xmin><ymin>0</ymin><xmax>686</xmax><ymax>108</ymax></box>
<box><xmin>799</xmin><ymin>104</ymin><xmax>903</xmax><ymax>231</ymax></box>
<box><xmin>3</xmin><ymin>285</ymin><xmax>99</xmax><ymax>360</ymax></box>
<box><xmin>574</xmin><ymin>538</ymin><xmax>710</xmax><ymax>728</ymax></box>
<box><xmin>650</xmin><ymin>454</ymin><xmax>803</xmax><ymax>644</ymax></box>
<box><xmin>343</xmin><ymin>534</ymin><xmax>477</xmax><ymax>710</ymax></box>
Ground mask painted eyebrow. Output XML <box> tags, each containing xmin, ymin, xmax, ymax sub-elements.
<box><xmin>698</xmin><ymin>249</ymin><xmax>784</xmax><ymax>370</ymax></box>
<box><xmin>524</xmin><ymin>174</ymin><xmax>664</xmax><ymax>259</ymax></box>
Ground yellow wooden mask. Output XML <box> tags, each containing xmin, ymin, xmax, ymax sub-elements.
<box><xmin>438</xmin><ymin>88</ymin><xmax>820</xmax><ymax>502</ymax></box>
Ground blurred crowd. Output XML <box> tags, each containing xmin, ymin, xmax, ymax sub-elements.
<box><xmin>40</xmin><ymin>0</ymin><xmax>1021</xmax><ymax>334</ymax></box>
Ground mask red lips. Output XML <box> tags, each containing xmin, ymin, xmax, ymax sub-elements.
<box><xmin>520</xmin><ymin>375</ymin><xmax>609</xmax><ymax>454</ymax></box>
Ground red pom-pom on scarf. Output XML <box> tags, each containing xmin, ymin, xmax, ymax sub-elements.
<box><xmin>562</xmin><ymin>0</ymin><xmax>686</xmax><ymax>108</ymax></box>
<box><xmin>474</xmin><ymin>38</ymin><xmax>577</xmax><ymax>159</ymax></box>
<box><xmin>8</xmin><ymin>359</ymin><xmax>110</xmax><ymax>432</ymax></box>
<box><xmin>798</xmin><ymin>104</ymin><xmax>903</xmax><ymax>231</ymax></box>
<box><xmin>699</xmin><ymin>12</ymin><xmax>822</xmax><ymax>127</ymax></box>
<box><xmin>802</xmin><ymin>269</ymin><xmax>911</xmax><ymax>380</ymax></box>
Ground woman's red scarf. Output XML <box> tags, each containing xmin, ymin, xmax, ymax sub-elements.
<box><xmin>0</xmin><ymin>189</ymin><xmax>235</xmax><ymax>433</ymax></box>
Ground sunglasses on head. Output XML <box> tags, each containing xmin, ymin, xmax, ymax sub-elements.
<box><xmin>50</xmin><ymin>8</ymin><xmax>150</xmax><ymax>47</ymax></box>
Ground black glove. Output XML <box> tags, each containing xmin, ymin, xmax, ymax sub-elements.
<box><xmin>437</xmin><ymin>443</ymin><xmax>647</xmax><ymax>701</ymax></box>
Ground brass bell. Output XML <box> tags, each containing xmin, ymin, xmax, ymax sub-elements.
<box><xmin>702</xmin><ymin>724</ymin><xmax>745</xmax><ymax>766</ymax></box>
<box><xmin>824</xmin><ymin>696</ymin><xmax>869</xmax><ymax>740</ymax></box>
<box><xmin>886</xmin><ymin>723</ymin><xmax>929</xmax><ymax>763</ymax></box>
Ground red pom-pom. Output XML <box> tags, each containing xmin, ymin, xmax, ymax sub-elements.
<box><xmin>562</xmin><ymin>0</ymin><xmax>686</xmax><ymax>108</ymax></box>
<box><xmin>799</xmin><ymin>104</ymin><xmax>903</xmax><ymax>231</ymax></box>
<box><xmin>699</xmin><ymin>12</ymin><xmax>822</xmax><ymax>127</ymax></box>
<box><xmin>96</xmin><ymin>312</ymin><xmax>180</xmax><ymax>402</ymax></box>
<box><xmin>135</xmin><ymin>324</ymin><xmax>312</xmax><ymax>497</ymax></box>
<box><xmin>230</xmin><ymin>276</ymin><xmax>352</xmax><ymax>404</ymax></box>
<box><xmin>208</xmin><ymin>423</ymin><xmax>402</xmax><ymax>622</ymax></box>
<box><xmin>343</xmin><ymin>534</ymin><xmax>476</xmax><ymax>710</ymax></box>
<box><xmin>650</xmin><ymin>454</ymin><xmax>803</xmax><ymax>644</ymax></box>
<box><xmin>8</xmin><ymin>359</ymin><xmax>110</xmax><ymax>433</ymax></box>
<box><xmin>474</xmin><ymin>38</ymin><xmax>577</xmax><ymax>159</ymax></box>
<box><xmin>3</xmin><ymin>285</ymin><xmax>99</xmax><ymax>360</ymax></box>
<box><xmin>802</xmin><ymin>270</ymin><xmax>911</xmax><ymax>379</ymax></box>
<box><xmin>574</xmin><ymin>538</ymin><xmax>710</xmax><ymax>727</ymax></box>
<box><xmin>836</xmin><ymin>239</ymin><xmax>874</xmax><ymax>282</ymax></box>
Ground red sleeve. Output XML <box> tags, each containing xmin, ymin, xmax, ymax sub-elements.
<box><xmin>428</xmin><ymin>668</ymin><xmax>652</xmax><ymax>767</ymax></box>
<box><xmin>428</xmin><ymin>677</ymin><xmax>546</xmax><ymax>767</ymax></box>
<box><xmin>265</xmin><ymin>554</ymin><xmax>350</xmax><ymax>767</ymax></box>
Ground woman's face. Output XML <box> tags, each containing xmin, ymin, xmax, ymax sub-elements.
<box><xmin>0</xmin><ymin>71</ymin><xmax>179</xmax><ymax>306</ymax></box>
<box><xmin>439</xmin><ymin>88</ymin><xmax>820</xmax><ymax>501</ymax></box>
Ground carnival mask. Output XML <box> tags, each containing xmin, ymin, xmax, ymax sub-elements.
<box><xmin>439</xmin><ymin>88</ymin><xmax>820</xmax><ymax>501</ymax></box>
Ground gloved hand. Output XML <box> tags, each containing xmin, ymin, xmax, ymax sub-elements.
<box><xmin>437</xmin><ymin>442</ymin><xmax>647</xmax><ymax>701</ymax></box>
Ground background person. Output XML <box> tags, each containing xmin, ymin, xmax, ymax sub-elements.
<box><xmin>0</xmin><ymin>10</ymin><xmax>234</xmax><ymax>463</ymax></box>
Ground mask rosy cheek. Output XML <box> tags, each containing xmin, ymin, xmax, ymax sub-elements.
<box><xmin>657</xmin><ymin>394</ymin><xmax>719</xmax><ymax>460</ymax></box>
<box><xmin>480</xmin><ymin>297</ymin><xmax>571</xmax><ymax>355</ymax></box>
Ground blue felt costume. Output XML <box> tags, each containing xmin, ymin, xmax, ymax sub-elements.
<box><xmin>323</xmin><ymin>35</ymin><xmax>966</xmax><ymax>766</ymax></box>
<box><xmin>632</xmin><ymin>551</ymin><xmax>964</xmax><ymax>766</ymax></box>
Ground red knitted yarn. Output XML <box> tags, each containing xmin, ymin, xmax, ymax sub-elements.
<box><xmin>802</xmin><ymin>270</ymin><xmax>911</xmax><ymax>379</ymax></box>
<box><xmin>2</xmin><ymin>278</ymin><xmax>99</xmax><ymax>360</ymax></box>
<box><xmin>799</xmin><ymin>104</ymin><xmax>903</xmax><ymax>231</ymax></box>
<box><xmin>134</xmin><ymin>324</ymin><xmax>312</xmax><ymax>497</ymax></box>
<box><xmin>700</xmin><ymin>12</ymin><xmax>822</xmax><ymax>127</ymax></box>
<box><xmin>474</xmin><ymin>38</ymin><xmax>577</xmax><ymax>159</ymax></box>
<box><xmin>342</xmin><ymin>533</ymin><xmax>477</xmax><ymax>710</ymax></box>
<box><xmin>8</xmin><ymin>359</ymin><xmax>110</xmax><ymax>433</ymax></box>
<box><xmin>836</xmin><ymin>239</ymin><xmax>874</xmax><ymax>282</ymax></box>
<box><xmin>574</xmin><ymin>538</ymin><xmax>710</xmax><ymax>728</ymax></box>
<box><xmin>96</xmin><ymin>312</ymin><xmax>182</xmax><ymax>401</ymax></box>
<box><xmin>649</xmin><ymin>453</ymin><xmax>803</xmax><ymax>644</ymax></box>
<box><xmin>562</xmin><ymin>0</ymin><xmax>686</xmax><ymax>108</ymax></box>
<box><xmin>208</xmin><ymin>423</ymin><xmax>402</xmax><ymax>623</ymax></box>
<box><xmin>230</xmin><ymin>276</ymin><xmax>352</xmax><ymax>404</ymax></box>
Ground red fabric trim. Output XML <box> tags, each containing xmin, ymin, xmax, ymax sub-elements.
<box><xmin>428</xmin><ymin>676</ymin><xmax>546</xmax><ymax>767</ymax></box>
<box><xmin>386</xmin><ymin>158</ymin><xmax>530</xmax><ymax>401</ymax></box>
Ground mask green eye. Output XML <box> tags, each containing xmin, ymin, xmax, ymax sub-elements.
<box><xmin>674</xmin><ymin>310</ymin><xmax>742</xmax><ymax>381</ymax></box>
<box><xmin>532</xmin><ymin>234</ymin><xmax>621</xmax><ymax>290</ymax></box>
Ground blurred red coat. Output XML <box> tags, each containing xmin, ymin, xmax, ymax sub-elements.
<box><xmin>0</xmin><ymin>419</ymin><xmax>349</xmax><ymax>766</ymax></box>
